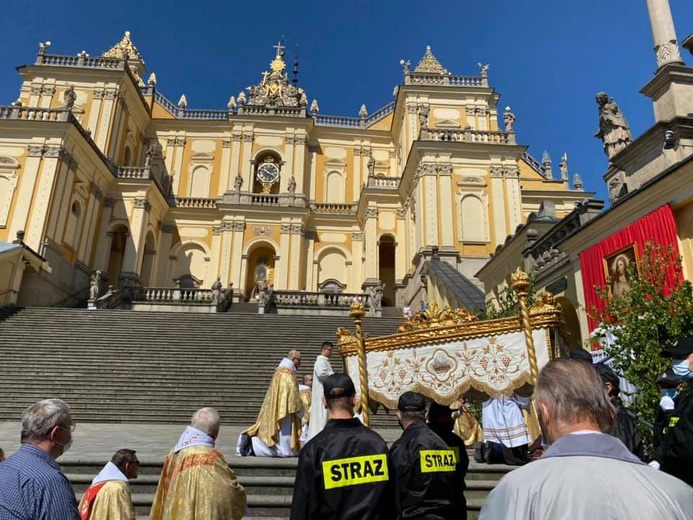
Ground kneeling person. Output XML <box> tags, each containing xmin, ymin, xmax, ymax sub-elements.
<box><xmin>390</xmin><ymin>392</ymin><xmax>459</xmax><ymax>519</ymax></box>
<box><xmin>78</xmin><ymin>449</ymin><xmax>138</xmax><ymax>520</ymax></box>
<box><xmin>291</xmin><ymin>373</ymin><xmax>392</xmax><ymax>520</ymax></box>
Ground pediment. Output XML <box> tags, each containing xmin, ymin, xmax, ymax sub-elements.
<box><xmin>457</xmin><ymin>177</ymin><xmax>487</xmax><ymax>187</ymax></box>
<box><xmin>191</xmin><ymin>152</ymin><xmax>214</xmax><ymax>162</ymax></box>
<box><xmin>325</xmin><ymin>158</ymin><xmax>347</xmax><ymax>168</ymax></box>
<box><xmin>435</xmin><ymin>119</ymin><xmax>461</xmax><ymax>128</ymax></box>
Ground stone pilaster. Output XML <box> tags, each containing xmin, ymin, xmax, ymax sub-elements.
<box><xmin>646</xmin><ymin>0</ymin><xmax>684</xmax><ymax>70</ymax></box>
<box><xmin>489</xmin><ymin>165</ymin><xmax>507</xmax><ymax>245</ymax></box>
<box><xmin>241</xmin><ymin>132</ymin><xmax>254</xmax><ymax>192</ymax></box>
<box><xmin>364</xmin><ymin>206</ymin><xmax>379</xmax><ymax>281</ymax></box>
<box><xmin>218</xmin><ymin>140</ymin><xmax>232</xmax><ymax>194</ymax></box>
<box><xmin>230</xmin><ymin>221</ymin><xmax>246</xmax><ymax>290</ymax></box>
<box><xmin>154</xmin><ymin>223</ymin><xmax>175</xmax><ymax>285</ymax></box>
<box><xmin>437</xmin><ymin>163</ymin><xmax>455</xmax><ymax>248</ymax></box>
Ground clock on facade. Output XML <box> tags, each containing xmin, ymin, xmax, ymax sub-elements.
<box><xmin>256</xmin><ymin>162</ymin><xmax>280</xmax><ymax>184</ymax></box>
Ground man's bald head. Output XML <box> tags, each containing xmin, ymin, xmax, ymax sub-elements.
<box><xmin>288</xmin><ymin>349</ymin><xmax>302</xmax><ymax>369</ymax></box>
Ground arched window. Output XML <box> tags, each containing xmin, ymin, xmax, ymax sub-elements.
<box><xmin>190</xmin><ymin>166</ymin><xmax>211</xmax><ymax>198</ymax></box>
<box><xmin>460</xmin><ymin>195</ymin><xmax>487</xmax><ymax>242</ymax></box>
<box><xmin>326</xmin><ymin>171</ymin><xmax>343</xmax><ymax>203</ymax></box>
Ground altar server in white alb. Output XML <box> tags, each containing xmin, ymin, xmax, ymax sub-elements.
<box><xmin>308</xmin><ymin>341</ymin><xmax>335</xmax><ymax>439</ymax></box>
<box><xmin>482</xmin><ymin>393</ymin><xmax>531</xmax><ymax>465</ymax></box>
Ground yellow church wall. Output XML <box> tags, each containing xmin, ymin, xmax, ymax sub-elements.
<box><xmin>152</xmin><ymin>102</ymin><xmax>176</xmax><ymax>119</ymax></box>
<box><xmin>368</xmin><ymin>113</ymin><xmax>393</xmax><ymax>131</ymax></box>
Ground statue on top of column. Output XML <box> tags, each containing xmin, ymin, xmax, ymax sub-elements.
<box><xmin>595</xmin><ymin>92</ymin><xmax>632</xmax><ymax>160</ymax></box>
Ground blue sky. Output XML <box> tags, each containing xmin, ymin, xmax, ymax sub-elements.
<box><xmin>1</xmin><ymin>0</ymin><xmax>691</xmax><ymax>204</ymax></box>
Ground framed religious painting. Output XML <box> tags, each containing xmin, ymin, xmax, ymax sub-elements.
<box><xmin>603</xmin><ymin>244</ymin><xmax>639</xmax><ymax>300</ymax></box>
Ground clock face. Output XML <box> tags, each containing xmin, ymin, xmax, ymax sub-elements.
<box><xmin>257</xmin><ymin>163</ymin><xmax>279</xmax><ymax>184</ymax></box>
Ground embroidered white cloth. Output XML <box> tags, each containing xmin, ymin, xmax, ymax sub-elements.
<box><xmin>482</xmin><ymin>395</ymin><xmax>531</xmax><ymax>448</ymax></box>
<box><xmin>92</xmin><ymin>461</ymin><xmax>129</xmax><ymax>484</ymax></box>
<box><xmin>174</xmin><ymin>426</ymin><xmax>215</xmax><ymax>453</ymax></box>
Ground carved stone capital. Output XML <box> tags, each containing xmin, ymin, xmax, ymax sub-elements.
<box><xmin>407</xmin><ymin>104</ymin><xmax>418</xmax><ymax>114</ymax></box>
<box><xmin>166</xmin><ymin>138</ymin><xmax>177</xmax><ymax>147</ymax></box>
<box><xmin>30</xmin><ymin>85</ymin><xmax>43</xmax><ymax>96</ymax></box>
<box><xmin>438</xmin><ymin>163</ymin><xmax>453</xmax><ymax>176</ymax></box>
<box><xmin>242</xmin><ymin>133</ymin><xmax>254</xmax><ymax>143</ymax></box>
<box><xmin>222</xmin><ymin>140</ymin><xmax>232</xmax><ymax>148</ymax></box>
<box><xmin>354</xmin><ymin>147</ymin><xmax>362</xmax><ymax>156</ymax></box>
<box><xmin>232</xmin><ymin>133</ymin><xmax>243</xmax><ymax>142</ymax></box>
<box><xmin>212</xmin><ymin>225</ymin><xmax>222</xmax><ymax>235</ymax></box>
<box><xmin>475</xmin><ymin>106</ymin><xmax>487</xmax><ymax>116</ymax></box>
<box><xmin>90</xmin><ymin>183</ymin><xmax>103</xmax><ymax>200</ymax></box>
<box><xmin>43</xmin><ymin>86</ymin><xmax>56</xmax><ymax>96</ymax></box>
<box><xmin>352</xmin><ymin>231</ymin><xmax>364</xmax><ymax>241</ymax></box>
<box><xmin>285</xmin><ymin>136</ymin><xmax>296</xmax><ymax>146</ymax></box>
<box><xmin>27</xmin><ymin>145</ymin><xmax>44</xmax><ymax>157</ymax></box>
<box><xmin>280</xmin><ymin>223</ymin><xmax>292</xmax><ymax>234</ymax></box>
<box><xmin>43</xmin><ymin>146</ymin><xmax>69</xmax><ymax>160</ymax></box>
<box><xmin>396</xmin><ymin>208</ymin><xmax>406</xmax><ymax>220</ymax></box>
<box><xmin>290</xmin><ymin>223</ymin><xmax>305</xmax><ymax>235</ymax></box>
<box><xmin>389</xmin><ymin>149</ymin><xmax>397</xmax><ymax>158</ymax></box>
<box><xmin>655</xmin><ymin>41</ymin><xmax>683</xmax><ymax>68</ymax></box>
<box><xmin>231</xmin><ymin>221</ymin><xmax>246</xmax><ymax>232</ymax></box>
<box><xmin>465</xmin><ymin>106</ymin><xmax>476</xmax><ymax>117</ymax></box>
<box><xmin>416</xmin><ymin>163</ymin><xmax>436</xmax><ymax>178</ymax></box>
<box><xmin>490</xmin><ymin>165</ymin><xmax>504</xmax><ymax>178</ymax></box>
<box><xmin>504</xmin><ymin>165</ymin><xmax>520</xmax><ymax>178</ymax></box>
<box><xmin>134</xmin><ymin>198</ymin><xmax>151</xmax><ymax>212</ymax></box>
<box><xmin>161</xmin><ymin>223</ymin><xmax>176</xmax><ymax>233</ymax></box>
<box><xmin>295</xmin><ymin>136</ymin><xmax>308</xmax><ymax>146</ymax></box>
<box><xmin>93</xmin><ymin>89</ymin><xmax>105</xmax><ymax>100</ymax></box>
<box><xmin>104</xmin><ymin>89</ymin><xmax>118</xmax><ymax>100</ymax></box>
<box><xmin>365</xmin><ymin>207</ymin><xmax>378</xmax><ymax>219</ymax></box>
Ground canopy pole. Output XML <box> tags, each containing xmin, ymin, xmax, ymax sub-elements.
<box><xmin>350</xmin><ymin>298</ymin><xmax>370</xmax><ymax>427</ymax></box>
<box><xmin>511</xmin><ymin>268</ymin><xmax>539</xmax><ymax>387</ymax></box>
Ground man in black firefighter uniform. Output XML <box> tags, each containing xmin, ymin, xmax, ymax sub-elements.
<box><xmin>652</xmin><ymin>337</ymin><xmax>693</xmax><ymax>485</ymax></box>
<box><xmin>390</xmin><ymin>392</ymin><xmax>460</xmax><ymax>519</ymax></box>
<box><xmin>427</xmin><ymin>402</ymin><xmax>469</xmax><ymax>519</ymax></box>
<box><xmin>290</xmin><ymin>373</ymin><xmax>392</xmax><ymax>520</ymax></box>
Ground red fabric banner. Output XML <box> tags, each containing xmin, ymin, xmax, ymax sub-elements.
<box><xmin>579</xmin><ymin>204</ymin><xmax>681</xmax><ymax>334</ymax></box>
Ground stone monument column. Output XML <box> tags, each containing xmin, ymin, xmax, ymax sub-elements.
<box><xmin>646</xmin><ymin>0</ymin><xmax>684</xmax><ymax>69</ymax></box>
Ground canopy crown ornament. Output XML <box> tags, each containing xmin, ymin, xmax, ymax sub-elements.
<box><xmin>245</xmin><ymin>41</ymin><xmax>308</xmax><ymax>108</ymax></box>
<box><xmin>413</xmin><ymin>45</ymin><xmax>449</xmax><ymax>75</ymax></box>
<box><xmin>398</xmin><ymin>302</ymin><xmax>478</xmax><ymax>332</ymax></box>
<box><xmin>510</xmin><ymin>267</ymin><xmax>531</xmax><ymax>295</ymax></box>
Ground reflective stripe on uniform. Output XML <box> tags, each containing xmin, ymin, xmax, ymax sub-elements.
<box><xmin>419</xmin><ymin>449</ymin><xmax>456</xmax><ymax>473</ymax></box>
<box><xmin>322</xmin><ymin>453</ymin><xmax>389</xmax><ymax>490</ymax></box>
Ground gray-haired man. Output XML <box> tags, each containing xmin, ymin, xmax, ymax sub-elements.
<box><xmin>0</xmin><ymin>398</ymin><xmax>80</xmax><ymax>519</ymax></box>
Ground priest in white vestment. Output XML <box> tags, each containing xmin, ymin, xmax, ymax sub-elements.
<box><xmin>307</xmin><ymin>341</ymin><xmax>334</xmax><ymax>439</ymax></box>
<box><xmin>482</xmin><ymin>393</ymin><xmax>531</xmax><ymax>465</ymax></box>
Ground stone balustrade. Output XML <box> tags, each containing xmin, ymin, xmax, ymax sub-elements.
<box><xmin>309</xmin><ymin>202</ymin><xmax>358</xmax><ymax>215</ymax></box>
<box><xmin>422</xmin><ymin>128</ymin><xmax>514</xmax><ymax>145</ymax></box>
<box><xmin>172</xmin><ymin>197</ymin><xmax>217</xmax><ymax>209</ymax></box>
<box><xmin>405</xmin><ymin>73</ymin><xmax>485</xmax><ymax>87</ymax></box>
<box><xmin>152</xmin><ymin>91</ymin><xmax>178</xmax><ymax>115</ymax></box>
<box><xmin>314</xmin><ymin>114</ymin><xmax>361</xmax><ymax>127</ymax></box>
<box><xmin>181</xmin><ymin>109</ymin><xmax>228</xmax><ymax>120</ymax></box>
<box><xmin>367</xmin><ymin>175</ymin><xmax>399</xmax><ymax>189</ymax></box>
<box><xmin>522</xmin><ymin>152</ymin><xmax>543</xmax><ymax>174</ymax></box>
<box><xmin>366</xmin><ymin>102</ymin><xmax>395</xmax><ymax>124</ymax></box>
<box><xmin>274</xmin><ymin>290</ymin><xmax>371</xmax><ymax>311</ymax></box>
<box><xmin>237</xmin><ymin>105</ymin><xmax>306</xmax><ymax>117</ymax></box>
<box><xmin>0</xmin><ymin>105</ymin><xmax>70</xmax><ymax>121</ymax></box>
<box><xmin>131</xmin><ymin>286</ymin><xmax>214</xmax><ymax>303</ymax></box>
<box><xmin>117</xmin><ymin>166</ymin><xmax>171</xmax><ymax>197</ymax></box>
<box><xmin>38</xmin><ymin>54</ymin><xmax>126</xmax><ymax>70</ymax></box>
<box><xmin>250</xmin><ymin>194</ymin><xmax>281</xmax><ymax>207</ymax></box>
<box><xmin>94</xmin><ymin>288</ymin><xmax>123</xmax><ymax>309</ymax></box>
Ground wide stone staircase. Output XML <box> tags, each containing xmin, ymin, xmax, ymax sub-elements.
<box><xmin>63</xmin><ymin>458</ymin><xmax>512</xmax><ymax>519</ymax></box>
<box><xmin>0</xmin><ymin>306</ymin><xmax>402</xmax><ymax>425</ymax></box>
<box><xmin>0</xmin><ymin>306</ymin><xmax>512</xmax><ymax>517</ymax></box>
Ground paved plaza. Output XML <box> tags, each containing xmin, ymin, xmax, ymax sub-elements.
<box><xmin>0</xmin><ymin>421</ymin><xmax>402</xmax><ymax>462</ymax></box>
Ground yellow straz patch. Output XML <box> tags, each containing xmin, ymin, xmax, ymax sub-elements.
<box><xmin>420</xmin><ymin>449</ymin><xmax>456</xmax><ymax>473</ymax></box>
<box><xmin>322</xmin><ymin>454</ymin><xmax>389</xmax><ymax>489</ymax></box>
<box><xmin>669</xmin><ymin>416</ymin><xmax>680</xmax><ymax>428</ymax></box>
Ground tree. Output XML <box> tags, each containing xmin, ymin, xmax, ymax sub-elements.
<box><xmin>590</xmin><ymin>242</ymin><xmax>693</xmax><ymax>450</ymax></box>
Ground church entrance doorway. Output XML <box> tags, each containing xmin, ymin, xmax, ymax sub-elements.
<box><xmin>378</xmin><ymin>235</ymin><xmax>396</xmax><ymax>306</ymax></box>
<box><xmin>245</xmin><ymin>244</ymin><xmax>276</xmax><ymax>301</ymax></box>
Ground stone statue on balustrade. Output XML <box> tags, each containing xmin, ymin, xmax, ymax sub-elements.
<box><xmin>477</xmin><ymin>62</ymin><xmax>490</xmax><ymax>78</ymax></box>
<box><xmin>595</xmin><ymin>92</ymin><xmax>632</xmax><ymax>161</ymax></box>
<box><xmin>89</xmin><ymin>271</ymin><xmax>102</xmax><ymax>301</ymax></box>
<box><xmin>503</xmin><ymin>106</ymin><xmax>516</xmax><ymax>133</ymax></box>
<box><xmin>369</xmin><ymin>283</ymin><xmax>385</xmax><ymax>310</ymax></box>
<box><xmin>367</xmin><ymin>155</ymin><xmax>375</xmax><ymax>176</ymax></box>
<box><xmin>256</xmin><ymin>278</ymin><xmax>269</xmax><ymax>305</ymax></box>
<box><xmin>211</xmin><ymin>276</ymin><xmax>223</xmax><ymax>304</ymax></box>
<box><xmin>287</xmin><ymin>176</ymin><xmax>297</xmax><ymax>194</ymax></box>
<box><xmin>63</xmin><ymin>85</ymin><xmax>77</xmax><ymax>110</ymax></box>
<box><xmin>234</xmin><ymin>173</ymin><xmax>244</xmax><ymax>191</ymax></box>
<box><xmin>144</xmin><ymin>146</ymin><xmax>153</xmax><ymax>168</ymax></box>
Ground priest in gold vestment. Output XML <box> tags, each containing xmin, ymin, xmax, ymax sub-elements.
<box><xmin>78</xmin><ymin>449</ymin><xmax>138</xmax><ymax>520</ymax></box>
<box><xmin>299</xmin><ymin>374</ymin><xmax>313</xmax><ymax>445</ymax></box>
<box><xmin>237</xmin><ymin>350</ymin><xmax>304</xmax><ymax>457</ymax></box>
<box><xmin>151</xmin><ymin>407</ymin><xmax>246</xmax><ymax>520</ymax></box>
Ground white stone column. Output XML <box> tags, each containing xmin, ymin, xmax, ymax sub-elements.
<box><xmin>209</xmin><ymin>228</ymin><xmax>223</xmax><ymax>283</ymax></box>
<box><xmin>421</xmin><ymin>166</ymin><xmax>439</xmax><ymax>247</ymax></box>
<box><xmin>218</xmin><ymin>140</ymin><xmax>232</xmax><ymax>194</ymax></box>
<box><xmin>294</xmin><ymin>135</ymin><xmax>307</xmax><ymax>194</ymax></box>
<box><xmin>364</xmin><ymin>207</ymin><xmax>379</xmax><ymax>281</ymax></box>
<box><xmin>351</xmin><ymin>231</ymin><xmax>364</xmax><ymax>291</ymax></box>
<box><xmin>352</xmin><ymin>146</ymin><xmax>362</xmax><ymax>200</ymax></box>
<box><xmin>171</xmin><ymin>138</ymin><xmax>186</xmax><ymax>196</ymax></box>
<box><xmin>476</xmin><ymin>106</ymin><xmax>489</xmax><ymax>131</ymax></box>
<box><xmin>489</xmin><ymin>166</ymin><xmax>507</xmax><ymax>245</ymax></box>
<box><xmin>395</xmin><ymin>210</ymin><xmax>407</xmax><ymax>284</ymax></box>
<box><xmin>646</xmin><ymin>0</ymin><xmax>684</xmax><ymax>69</ymax></box>
<box><xmin>288</xmin><ymin>224</ymin><xmax>304</xmax><ymax>290</ymax></box>
<box><xmin>276</xmin><ymin>223</ymin><xmax>291</xmax><ymax>289</ymax></box>
<box><xmin>87</xmin><ymin>89</ymin><xmax>104</xmax><ymax>136</ymax></box>
<box><xmin>228</xmin><ymin>133</ymin><xmax>242</xmax><ymax>192</ymax></box>
<box><xmin>465</xmin><ymin>106</ymin><xmax>477</xmax><ymax>130</ymax></box>
<box><xmin>241</xmin><ymin>132</ymin><xmax>254</xmax><ymax>190</ymax></box>
<box><xmin>95</xmin><ymin>89</ymin><xmax>117</xmax><ymax>153</ymax></box>
<box><xmin>437</xmin><ymin>164</ymin><xmax>455</xmax><ymax>248</ymax></box>
<box><xmin>281</xmin><ymin>135</ymin><xmax>295</xmax><ymax>193</ymax></box>
<box><xmin>503</xmin><ymin>165</ymin><xmax>523</xmax><ymax>231</ymax></box>
<box><xmin>309</xmin><ymin>143</ymin><xmax>318</xmax><ymax>200</ymax></box>
<box><xmin>229</xmin><ymin>221</ymin><xmax>246</xmax><ymax>291</ymax></box>
<box><xmin>154</xmin><ymin>224</ymin><xmax>175</xmax><ymax>286</ymax></box>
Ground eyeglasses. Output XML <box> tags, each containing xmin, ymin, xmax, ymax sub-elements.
<box><xmin>59</xmin><ymin>423</ymin><xmax>76</xmax><ymax>433</ymax></box>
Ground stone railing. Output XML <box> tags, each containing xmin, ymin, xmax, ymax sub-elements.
<box><xmin>152</xmin><ymin>91</ymin><xmax>178</xmax><ymax>115</ymax></box>
<box><xmin>367</xmin><ymin>175</ymin><xmax>399</xmax><ymax>189</ymax></box>
<box><xmin>172</xmin><ymin>197</ymin><xmax>218</xmax><ymax>209</ymax></box>
<box><xmin>405</xmin><ymin>73</ymin><xmax>485</xmax><ymax>87</ymax></box>
<box><xmin>117</xmin><ymin>166</ymin><xmax>171</xmax><ymax>197</ymax></box>
<box><xmin>0</xmin><ymin>105</ymin><xmax>71</xmax><ymax>121</ymax></box>
<box><xmin>94</xmin><ymin>287</ymin><xmax>123</xmax><ymax>310</ymax></box>
<box><xmin>314</xmin><ymin>114</ymin><xmax>361</xmax><ymax>127</ymax></box>
<box><xmin>249</xmin><ymin>194</ymin><xmax>281</xmax><ymax>207</ymax></box>
<box><xmin>522</xmin><ymin>152</ymin><xmax>543</xmax><ymax>175</ymax></box>
<box><xmin>274</xmin><ymin>291</ymin><xmax>371</xmax><ymax>309</ymax></box>
<box><xmin>131</xmin><ymin>286</ymin><xmax>214</xmax><ymax>304</ymax></box>
<box><xmin>237</xmin><ymin>105</ymin><xmax>306</xmax><ymax>117</ymax></box>
<box><xmin>422</xmin><ymin>128</ymin><xmax>514</xmax><ymax>145</ymax></box>
<box><xmin>366</xmin><ymin>102</ymin><xmax>395</xmax><ymax>125</ymax></box>
<box><xmin>309</xmin><ymin>202</ymin><xmax>358</xmax><ymax>215</ymax></box>
<box><xmin>181</xmin><ymin>109</ymin><xmax>228</xmax><ymax>120</ymax></box>
<box><xmin>37</xmin><ymin>54</ymin><xmax>126</xmax><ymax>70</ymax></box>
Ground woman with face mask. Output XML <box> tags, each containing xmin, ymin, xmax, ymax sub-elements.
<box><xmin>651</xmin><ymin>337</ymin><xmax>693</xmax><ymax>485</ymax></box>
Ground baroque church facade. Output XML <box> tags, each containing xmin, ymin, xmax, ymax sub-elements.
<box><xmin>0</xmin><ymin>33</ymin><xmax>588</xmax><ymax>308</ymax></box>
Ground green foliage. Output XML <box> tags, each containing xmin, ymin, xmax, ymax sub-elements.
<box><xmin>590</xmin><ymin>242</ymin><xmax>693</xmax><ymax>452</ymax></box>
<box><xmin>484</xmin><ymin>275</ymin><xmax>537</xmax><ymax>319</ymax></box>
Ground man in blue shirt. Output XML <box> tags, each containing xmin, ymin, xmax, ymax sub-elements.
<box><xmin>0</xmin><ymin>398</ymin><xmax>80</xmax><ymax>519</ymax></box>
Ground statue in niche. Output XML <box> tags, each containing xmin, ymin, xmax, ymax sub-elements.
<box><xmin>287</xmin><ymin>176</ymin><xmax>297</xmax><ymax>193</ymax></box>
<box><xmin>234</xmin><ymin>173</ymin><xmax>244</xmax><ymax>191</ymax></box>
<box><xmin>63</xmin><ymin>85</ymin><xmax>77</xmax><ymax>110</ymax></box>
<box><xmin>367</xmin><ymin>154</ymin><xmax>375</xmax><ymax>176</ymax></box>
<box><xmin>595</xmin><ymin>92</ymin><xmax>632</xmax><ymax>160</ymax></box>
<box><xmin>503</xmin><ymin>106</ymin><xmax>516</xmax><ymax>133</ymax></box>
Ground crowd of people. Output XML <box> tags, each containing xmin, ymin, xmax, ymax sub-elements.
<box><xmin>1</xmin><ymin>337</ymin><xmax>693</xmax><ymax>519</ymax></box>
